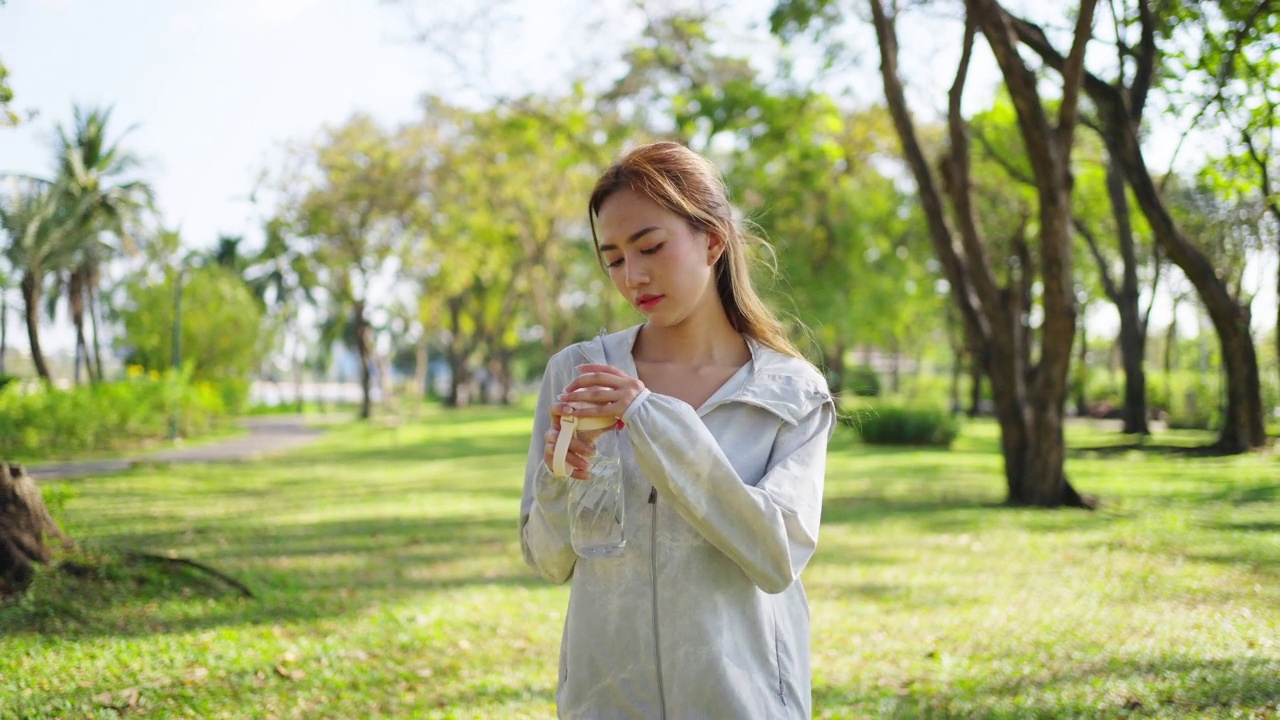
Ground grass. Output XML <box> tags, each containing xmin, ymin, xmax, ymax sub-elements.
<box><xmin>1</xmin><ymin>404</ymin><xmax>1277</xmax><ymax>719</ymax></box>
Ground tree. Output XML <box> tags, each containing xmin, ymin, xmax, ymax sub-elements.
<box><xmin>53</xmin><ymin>106</ymin><xmax>152</xmax><ymax>385</ymax></box>
<box><xmin>0</xmin><ymin>179</ymin><xmax>86</xmax><ymax>382</ymax></box>
<box><xmin>774</xmin><ymin>0</ymin><xmax>1101</xmax><ymax>507</ymax></box>
<box><xmin>972</xmin><ymin>97</ymin><xmax>1161</xmax><ymax>433</ymax></box>
<box><xmin>116</xmin><ymin>263</ymin><xmax>266</xmax><ymax>394</ymax></box>
<box><xmin>1172</xmin><ymin>0</ymin><xmax>1280</xmax><ymax>398</ymax></box>
<box><xmin>1009</xmin><ymin>0</ymin><xmax>1268</xmax><ymax>451</ymax></box>
<box><xmin>288</xmin><ymin>114</ymin><xmax>423</xmax><ymax>419</ymax></box>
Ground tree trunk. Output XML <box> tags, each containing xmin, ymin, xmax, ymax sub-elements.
<box><xmin>1</xmin><ymin>464</ymin><xmax>71</xmax><ymax>597</ymax></box>
<box><xmin>88</xmin><ymin>282</ymin><xmax>105</xmax><ymax>383</ymax></box>
<box><xmin>1117</xmin><ymin>301</ymin><xmax>1149</xmax><ymax>433</ymax></box>
<box><xmin>1103</xmin><ymin>154</ymin><xmax>1150</xmax><ymax>434</ymax></box>
<box><xmin>445</xmin><ymin>297</ymin><xmax>468</xmax><ymax>409</ymax></box>
<box><xmin>414</xmin><ymin>332</ymin><xmax>429</xmax><ymax>400</ymax></box>
<box><xmin>828</xmin><ymin>341</ymin><xmax>847</xmax><ymax>400</ymax></box>
<box><xmin>69</xmin><ymin>266</ymin><xmax>88</xmax><ymax>386</ymax></box>
<box><xmin>20</xmin><ymin>272</ymin><xmax>51</xmax><ymax>382</ymax></box>
<box><xmin>1</xmin><ymin>288</ymin><xmax>7</xmax><ymax>377</ymax></box>
<box><xmin>354</xmin><ymin>300</ymin><xmax>372</xmax><ymax>420</ymax></box>
<box><xmin>949</xmin><ymin>342</ymin><xmax>962</xmax><ymax>413</ymax></box>
<box><xmin>1011</xmin><ymin>12</ymin><xmax>1266</xmax><ymax>452</ymax></box>
<box><xmin>968</xmin><ymin>348</ymin><xmax>984</xmax><ymax>417</ymax></box>
<box><xmin>1075</xmin><ymin>320</ymin><xmax>1089</xmax><ymax>418</ymax></box>
<box><xmin>496</xmin><ymin>350</ymin><xmax>514</xmax><ymax>405</ymax></box>
<box><xmin>885</xmin><ymin>340</ymin><xmax>897</xmax><ymax>394</ymax></box>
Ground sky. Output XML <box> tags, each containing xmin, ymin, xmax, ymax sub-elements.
<box><xmin>0</xmin><ymin>0</ymin><xmax>628</xmax><ymax>354</ymax></box>
<box><xmin>0</xmin><ymin>0</ymin><xmax>1274</xmax><ymax>357</ymax></box>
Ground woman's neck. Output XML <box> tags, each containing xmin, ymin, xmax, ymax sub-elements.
<box><xmin>634</xmin><ymin>305</ymin><xmax>749</xmax><ymax>366</ymax></box>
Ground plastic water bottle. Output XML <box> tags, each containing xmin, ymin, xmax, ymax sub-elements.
<box><xmin>566</xmin><ymin>424</ymin><xmax>626</xmax><ymax>558</ymax></box>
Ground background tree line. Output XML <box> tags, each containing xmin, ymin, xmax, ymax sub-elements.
<box><xmin>1</xmin><ymin>0</ymin><xmax>1276</xmax><ymax>508</ymax></box>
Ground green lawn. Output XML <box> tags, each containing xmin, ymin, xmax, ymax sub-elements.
<box><xmin>2</xmin><ymin>406</ymin><xmax>1277</xmax><ymax>719</ymax></box>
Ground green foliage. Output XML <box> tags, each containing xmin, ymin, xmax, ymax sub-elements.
<box><xmin>847</xmin><ymin>365</ymin><xmax>881</xmax><ymax>397</ymax></box>
<box><xmin>1149</xmin><ymin>370</ymin><xmax>1224</xmax><ymax>431</ymax></box>
<box><xmin>0</xmin><ymin>369</ymin><xmax>229</xmax><ymax>460</ymax></box>
<box><xmin>0</xmin><ymin>55</ymin><xmax>15</xmax><ymax>126</ymax></box>
<box><xmin>845</xmin><ymin>404</ymin><xmax>960</xmax><ymax>447</ymax></box>
<box><xmin>115</xmin><ymin>264</ymin><xmax>265</xmax><ymax>410</ymax></box>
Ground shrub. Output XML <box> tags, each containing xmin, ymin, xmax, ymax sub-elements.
<box><xmin>844</xmin><ymin>404</ymin><xmax>960</xmax><ymax>448</ymax></box>
<box><xmin>847</xmin><ymin>365</ymin><xmax>882</xmax><ymax>397</ymax></box>
<box><xmin>0</xmin><ymin>368</ymin><xmax>232</xmax><ymax>461</ymax></box>
<box><xmin>1148</xmin><ymin>371</ymin><xmax>1222</xmax><ymax>430</ymax></box>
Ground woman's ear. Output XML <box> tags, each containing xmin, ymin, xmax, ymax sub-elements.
<box><xmin>706</xmin><ymin>232</ymin><xmax>726</xmax><ymax>266</ymax></box>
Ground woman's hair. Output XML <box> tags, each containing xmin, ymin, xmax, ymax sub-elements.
<box><xmin>588</xmin><ymin>141</ymin><xmax>803</xmax><ymax>359</ymax></box>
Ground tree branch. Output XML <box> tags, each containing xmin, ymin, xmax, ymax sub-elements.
<box><xmin>1058</xmin><ymin>0</ymin><xmax>1102</xmax><ymax>137</ymax></box>
<box><xmin>1129</xmin><ymin>0</ymin><xmax>1156</xmax><ymax>117</ymax></box>
<box><xmin>1074</xmin><ymin>217</ymin><xmax>1120</xmax><ymax>301</ymax></box>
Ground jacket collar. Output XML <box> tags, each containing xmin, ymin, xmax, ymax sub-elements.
<box><xmin>574</xmin><ymin>324</ymin><xmax>830</xmax><ymax>426</ymax></box>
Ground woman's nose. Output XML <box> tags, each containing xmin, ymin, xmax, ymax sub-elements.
<box><xmin>625</xmin><ymin>258</ymin><xmax>648</xmax><ymax>287</ymax></box>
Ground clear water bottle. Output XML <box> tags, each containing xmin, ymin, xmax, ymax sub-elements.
<box><xmin>567</xmin><ymin>425</ymin><xmax>626</xmax><ymax>558</ymax></box>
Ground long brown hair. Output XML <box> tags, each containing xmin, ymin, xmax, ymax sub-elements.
<box><xmin>588</xmin><ymin>141</ymin><xmax>803</xmax><ymax>359</ymax></box>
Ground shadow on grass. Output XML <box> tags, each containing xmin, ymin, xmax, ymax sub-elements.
<box><xmin>1067</xmin><ymin>441</ymin><xmax>1237</xmax><ymax>459</ymax></box>
<box><xmin>815</xmin><ymin>654</ymin><xmax>1280</xmax><ymax>718</ymax></box>
<box><xmin>0</xmin><ymin>510</ymin><xmax>547</xmax><ymax>639</ymax></box>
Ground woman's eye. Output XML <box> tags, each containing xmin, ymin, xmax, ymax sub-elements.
<box><xmin>640</xmin><ymin>243</ymin><xmax>665</xmax><ymax>255</ymax></box>
<box><xmin>605</xmin><ymin>257</ymin><xmax>624</xmax><ymax>268</ymax></box>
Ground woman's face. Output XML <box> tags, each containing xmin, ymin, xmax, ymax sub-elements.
<box><xmin>595</xmin><ymin>188</ymin><xmax>723</xmax><ymax>328</ymax></box>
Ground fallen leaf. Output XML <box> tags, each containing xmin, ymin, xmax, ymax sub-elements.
<box><xmin>274</xmin><ymin>665</ymin><xmax>306</xmax><ymax>681</ymax></box>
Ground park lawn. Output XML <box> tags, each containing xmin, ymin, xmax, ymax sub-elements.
<box><xmin>1</xmin><ymin>405</ymin><xmax>1276</xmax><ymax>719</ymax></box>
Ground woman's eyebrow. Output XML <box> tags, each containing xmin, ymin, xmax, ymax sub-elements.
<box><xmin>599</xmin><ymin>226</ymin><xmax>660</xmax><ymax>252</ymax></box>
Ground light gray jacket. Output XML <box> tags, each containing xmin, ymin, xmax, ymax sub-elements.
<box><xmin>520</xmin><ymin>324</ymin><xmax>835</xmax><ymax>720</ymax></box>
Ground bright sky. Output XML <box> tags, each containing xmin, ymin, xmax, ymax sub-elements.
<box><xmin>0</xmin><ymin>0</ymin><xmax>1274</xmax><ymax>356</ymax></box>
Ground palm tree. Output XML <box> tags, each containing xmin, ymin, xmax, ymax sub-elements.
<box><xmin>0</xmin><ymin>178</ymin><xmax>86</xmax><ymax>382</ymax></box>
<box><xmin>54</xmin><ymin>105</ymin><xmax>152</xmax><ymax>383</ymax></box>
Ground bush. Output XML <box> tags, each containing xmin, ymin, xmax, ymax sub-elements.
<box><xmin>847</xmin><ymin>365</ymin><xmax>882</xmax><ymax>397</ymax></box>
<box><xmin>1148</xmin><ymin>371</ymin><xmax>1222</xmax><ymax>430</ymax></box>
<box><xmin>844</xmin><ymin>404</ymin><xmax>960</xmax><ymax>448</ymax></box>
<box><xmin>0</xmin><ymin>367</ymin><xmax>232</xmax><ymax>461</ymax></box>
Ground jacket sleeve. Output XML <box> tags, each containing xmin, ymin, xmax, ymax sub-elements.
<box><xmin>518</xmin><ymin>352</ymin><xmax>577</xmax><ymax>584</ymax></box>
<box><xmin>622</xmin><ymin>388</ymin><xmax>834</xmax><ymax>594</ymax></box>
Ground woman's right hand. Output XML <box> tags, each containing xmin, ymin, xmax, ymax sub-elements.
<box><xmin>543</xmin><ymin>415</ymin><xmax>597</xmax><ymax>481</ymax></box>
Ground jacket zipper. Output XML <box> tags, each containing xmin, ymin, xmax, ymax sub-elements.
<box><xmin>649</xmin><ymin>486</ymin><xmax>668</xmax><ymax>719</ymax></box>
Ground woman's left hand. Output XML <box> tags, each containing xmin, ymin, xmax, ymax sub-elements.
<box><xmin>555</xmin><ymin>364</ymin><xmax>646</xmax><ymax>423</ymax></box>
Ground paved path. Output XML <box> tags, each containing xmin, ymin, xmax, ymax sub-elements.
<box><xmin>27</xmin><ymin>415</ymin><xmax>343</xmax><ymax>481</ymax></box>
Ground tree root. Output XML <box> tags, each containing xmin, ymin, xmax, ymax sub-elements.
<box><xmin>122</xmin><ymin>551</ymin><xmax>254</xmax><ymax>598</ymax></box>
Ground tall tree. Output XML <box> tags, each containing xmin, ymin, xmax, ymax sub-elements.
<box><xmin>973</xmin><ymin>98</ymin><xmax>1160</xmax><ymax>434</ymax></box>
<box><xmin>1009</xmin><ymin>0</ymin><xmax>1268</xmax><ymax>451</ymax></box>
<box><xmin>291</xmin><ymin>114</ymin><xmax>422</xmax><ymax>419</ymax></box>
<box><xmin>1172</xmin><ymin>0</ymin><xmax>1279</xmax><ymax>401</ymax></box>
<box><xmin>0</xmin><ymin>179</ymin><xmax>85</xmax><ymax>382</ymax></box>
<box><xmin>780</xmin><ymin>0</ymin><xmax>1101</xmax><ymax>507</ymax></box>
<box><xmin>54</xmin><ymin>105</ymin><xmax>153</xmax><ymax>384</ymax></box>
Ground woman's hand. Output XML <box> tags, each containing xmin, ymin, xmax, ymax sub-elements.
<box><xmin>555</xmin><ymin>364</ymin><xmax>646</xmax><ymax>422</ymax></box>
<box><xmin>543</xmin><ymin>416</ymin><xmax>596</xmax><ymax>481</ymax></box>
<box><xmin>544</xmin><ymin>364</ymin><xmax>645</xmax><ymax>480</ymax></box>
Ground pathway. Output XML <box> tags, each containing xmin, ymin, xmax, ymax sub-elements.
<box><xmin>26</xmin><ymin>415</ymin><xmax>345</xmax><ymax>481</ymax></box>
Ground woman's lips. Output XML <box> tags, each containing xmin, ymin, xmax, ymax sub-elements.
<box><xmin>636</xmin><ymin>295</ymin><xmax>663</xmax><ymax>310</ymax></box>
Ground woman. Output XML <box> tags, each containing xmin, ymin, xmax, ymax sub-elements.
<box><xmin>519</xmin><ymin>141</ymin><xmax>835</xmax><ymax>719</ymax></box>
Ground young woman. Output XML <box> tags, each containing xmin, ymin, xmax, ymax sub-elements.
<box><xmin>519</xmin><ymin>142</ymin><xmax>835</xmax><ymax>719</ymax></box>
